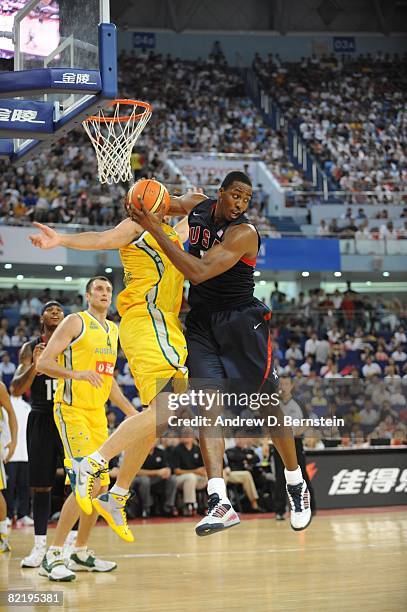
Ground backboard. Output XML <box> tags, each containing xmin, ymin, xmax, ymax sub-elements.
<box><xmin>0</xmin><ymin>0</ymin><xmax>117</xmax><ymax>162</ymax></box>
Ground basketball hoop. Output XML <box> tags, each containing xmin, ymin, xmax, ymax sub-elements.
<box><xmin>82</xmin><ymin>99</ymin><xmax>152</xmax><ymax>185</ymax></box>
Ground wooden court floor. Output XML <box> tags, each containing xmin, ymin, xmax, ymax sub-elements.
<box><xmin>2</xmin><ymin>509</ymin><xmax>406</xmax><ymax>612</ymax></box>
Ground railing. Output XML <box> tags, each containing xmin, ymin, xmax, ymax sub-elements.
<box><xmin>285</xmin><ymin>190</ymin><xmax>407</xmax><ymax>206</ymax></box>
<box><xmin>2</xmin><ymin>218</ymin><xmax>407</xmax><ymax>252</ymax></box>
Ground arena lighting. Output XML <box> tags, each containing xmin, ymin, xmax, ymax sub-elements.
<box><xmin>254</xmin><ymin>270</ymin><xmax>261</xmax><ymax>277</ymax></box>
<box><xmin>301</xmin><ymin>271</ymin><xmax>310</xmax><ymax>277</ymax></box>
<box><xmin>383</xmin><ymin>271</ymin><xmax>390</xmax><ymax>277</ymax></box>
<box><xmin>65</xmin><ymin>276</ymin><xmax>73</xmax><ymax>282</ymax></box>
<box><xmin>55</xmin><ymin>265</ymin><xmax>63</xmax><ymax>271</ymax></box>
<box><xmin>4</xmin><ymin>263</ymin><xmax>12</xmax><ymax>269</ymax></box>
<box><xmin>105</xmin><ymin>267</ymin><xmax>113</xmax><ymax>273</ymax></box>
<box><xmin>259</xmin><ymin>280</ymin><xmax>266</xmax><ymax>285</ymax></box>
<box><xmin>16</xmin><ymin>274</ymin><xmax>24</xmax><ymax>280</ymax></box>
<box><xmin>366</xmin><ymin>281</ymin><xmax>372</xmax><ymax>286</ymax></box>
<box><xmin>334</xmin><ymin>271</ymin><xmax>342</xmax><ymax>277</ymax></box>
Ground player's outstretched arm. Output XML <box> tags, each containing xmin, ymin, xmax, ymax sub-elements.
<box><xmin>0</xmin><ymin>382</ymin><xmax>18</xmax><ymax>463</ymax></box>
<box><xmin>130</xmin><ymin>203</ymin><xmax>258</xmax><ymax>284</ymax></box>
<box><xmin>29</xmin><ymin>218</ymin><xmax>143</xmax><ymax>251</ymax></box>
<box><xmin>108</xmin><ymin>378</ymin><xmax>137</xmax><ymax>417</ymax></box>
<box><xmin>167</xmin><ymin>192</ymin><xmax>209</xmax><ymax>216</ymax></box>
<box><xmin>37</xmin><ymin>314</ymin><xmax>103</xmax><ymax>388</ymax></box>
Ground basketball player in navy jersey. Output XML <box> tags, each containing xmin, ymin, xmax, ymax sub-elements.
<box><xmin>131</xmin><ymin>171</ymin><xmax>312</xmax><ymax>535</ymax></box>
<box><xmin>11</xmin><ymin>302</ymin><xmax>69</xmax><ymax>566</ymax></box>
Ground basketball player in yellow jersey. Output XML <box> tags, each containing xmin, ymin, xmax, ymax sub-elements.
<box><xmin>36</xmin><ymin>276</ymin><xmax>136</xmax><ymax>580</ymax></box>
<box><xmin>29</xmin><ymin>198</ymin><xmax>203</xmax><ymax>541</ymax></box>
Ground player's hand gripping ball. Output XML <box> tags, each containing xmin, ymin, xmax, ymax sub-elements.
<box><xmin>125</xmin><ymin>179</ymin><xmax>170</xmax><ymax>219</ymax></box>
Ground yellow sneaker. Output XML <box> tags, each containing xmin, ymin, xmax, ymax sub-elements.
<box><xmin>92</xmin><ymin>492</ymin><xmax>134</xmax><ymax>543</ymax></box>
<box><xmin>72</xmin><ymin>457</ymin><xmax>108</xmax><ymax>515</ymax></box>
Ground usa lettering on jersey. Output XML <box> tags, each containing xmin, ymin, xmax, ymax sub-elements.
<box><xmin>189</xmin><ymin>226</ymin><xmax>220</xmax><ymax>251</ymax></box>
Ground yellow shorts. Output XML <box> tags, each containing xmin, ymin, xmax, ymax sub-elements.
<box><xmin>119</xmin><ymin>306</ymin><xmax>188</xmax><ymax>406</ymax></box>
<box><xmin>54</xmin><ymin>402</ymin><xmax>109</xmax><ymax>486</ymax></box>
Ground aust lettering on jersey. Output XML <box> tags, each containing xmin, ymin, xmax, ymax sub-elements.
<box><xmin>187</xmin><ymin>198</ymin><xmax>261</xmax><ymax>311</ymax></box>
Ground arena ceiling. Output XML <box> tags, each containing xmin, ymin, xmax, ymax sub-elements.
<box><xmin>111</xmin><ymin>0</ymin><xmax>407</xmax><ymax>34</ymax></box>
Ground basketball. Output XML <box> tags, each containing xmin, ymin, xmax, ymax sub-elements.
<box><xmin>126</xmin><ymin>179</ymin><xmax>170</xmax><ymax>215</ymax></box>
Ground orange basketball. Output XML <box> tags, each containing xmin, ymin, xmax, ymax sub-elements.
<box><xmin>126</xmin><ymin>179</ymin><xmax>170</xmax><ymax>215</ymax></box>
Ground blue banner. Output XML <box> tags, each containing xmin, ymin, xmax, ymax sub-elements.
<box><xmin>257</xmin><ymin>238</ymin><xmax>341</xmax><ymax>271</ymax></box>
<box><xmin>133</xmin><ymin>32</ymin><xmax>156</xmax><ymax>49</ymax></box>
<box><xmin>333</xmin><ymin>37</ymin><xmax>356</xmax><ymax>53</ymax></box>
<box><xmin>0</xmin><ymin>99</ymin><xmax>54</xmax><ymax>136</ymax></box>
<box><xmin>0</xmin><ymin>68</ymin><xmax>101</xmax><ymax>96</ymax></box>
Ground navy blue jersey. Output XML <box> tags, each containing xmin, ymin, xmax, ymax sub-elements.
<box><xmin>29</xmin><ymin>338</ymin><xmax>57</xmax><ymax>412</ymax></box>
<box><xmin>187</xmin><ymin>198</ymin><xmax>260</xmax><ymax>311</ymax></box>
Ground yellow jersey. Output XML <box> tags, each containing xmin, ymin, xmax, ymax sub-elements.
<box><xmin>117</xmin><ymin>225</ymin><xmax>185</xmax><ymax>317</ymax></box>
<box><xmin>54</xmin><ymin>310</ymin><xmax>118</xmax><ymax>410</ymax></box>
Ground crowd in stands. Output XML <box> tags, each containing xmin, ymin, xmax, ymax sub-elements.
<box><xmin>1</xmin><ymin>283</ymin><xmax>406</xmax><ymax>521</ymax></box>
<box><xmin>0</xmin><ymin>50</ymin><xmax>310</xmax><ymax>231</ymax></box>
<box><xmin>252</xmin><ymin>52</ymin><xmax>407</xmax><ymax>202</ymax></box>
<box><xmin>314</xmin><ymin>206</ymin><xmax>407</xmax><ymax>241</ymax></box>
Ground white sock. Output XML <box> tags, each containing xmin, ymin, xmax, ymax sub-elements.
<box><xmin>110</xmin><ymin>484</ymin><xmax>129</xmax><ymax>496</ymax></box>
<box><xmin>0</xmin><ymin>519</ymin><xmax>8</xmax><ymax>535</ymax></box>
<box><xmin>34</xmin><ymin>535</ymin><xmax>46</xmax><ymax>548</ymax></box>
<box><xmin>64</xmin><ymin>530</ymin><xmax>77</xmax><ymax>547</ymax></box>
<box><xmin>89</xmin><ymin>450</ymin><xmax>107</xmax><ymax>466</ymax></box>
<box><xmin>207</xmin><ymin>478</ymin><xmax>227</xmax><ymax>500</ymax></box>
<box><xmin>285</xmin><ymin>466</ymin><xmax>303</xmax><ymax>486</ymax></box>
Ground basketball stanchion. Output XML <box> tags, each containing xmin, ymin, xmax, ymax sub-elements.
<box><xmin>82</xmin><ymin>99</ymin><xmax>152</xmax><ymax>184</ymax></box>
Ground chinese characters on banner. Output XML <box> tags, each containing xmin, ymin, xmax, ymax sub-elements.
<box><xmin>329</xmin><ymin>468</ymin><xmax>407</xmax><ymax>495</ymax></box>
<box><xmin>53</xmin><ymin>72</ymin><xmax>98</xmax><ymax>85</ymax></box>
<box><xmin>0</xmin><ymin>109</ymin><xmax>45</xmax><ymax>124</ymax></box>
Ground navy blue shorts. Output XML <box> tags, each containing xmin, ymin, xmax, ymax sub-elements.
<box><xmin>27</xmin><ymin>410</ymin><xmax>64</xmax><ymax>488</ymax></box>
<box><xmin>185</xmin><ymin>298</ymin><xmax>278</xmax><ymax>395</ymax></box>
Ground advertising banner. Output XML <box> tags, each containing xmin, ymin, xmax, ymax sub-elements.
<box><xmin>306</xmin><ymin>449</ymin><xmax>407</xmax><ymax>509</ymax></box>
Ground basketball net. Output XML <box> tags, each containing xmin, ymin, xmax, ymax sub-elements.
<box><xmin>82</xmin><ymin>99</ymin><xmax>152</xmax><ymax>185</ymax></box>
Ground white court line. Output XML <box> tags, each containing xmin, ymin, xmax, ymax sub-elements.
<box><xmin>116</xmin><ymin>541</ymin><xmax>403</xmax><ymax>560</ymax></box>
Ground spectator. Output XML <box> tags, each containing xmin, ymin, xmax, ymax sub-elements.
<box><xmin>11</xmin><ymin>328</ymin><xmax>27</xmax><ymax>348</ymax></box>
<box><xmin>0</xmin><ymin>329</ymin><xmax>11</xmax><ymax>348</ymax></box>
<box><xmin>172</xmin><ymin>430</ymin><xmax>207</xmax><ymax>516</ymax></box>
<box><xmin>300</xmin><ymin>355</ymin><xmax>314</xmax><ymax>377</ymax></box>
<box><xmin>4</xmin><ymin>394</ymin><xmax>32</xmax><ymax>526</ymax></box>
<box><xmin>224</xmin><ymin>433</ymin><xmax>264</xmax><ymax>512</ymax></box>
<box><xmin>315</xmin><ymin>335</ymin><xmax>330</xmax><ymax>368</ymax></box>
<box><xmin>359</xmin><ymin>401</ymin><xmax>379</xmax><ymax>427</ymax></box>
<box><xmin>304</xmin><ymin>332</ymin><xmax>318</xmax><ymax>357</ymax></box>
<box><xmin>317</xmin><ymin>220</ymin><xmax>330</xmax><ymax>237</ymax></box>
<box><xmin>391</xmin><ymin>345</ymin><xmax>407</xmax><ymax>363</ymax></box>
<box><xmin>0</xmin><ymin>353</ymin><xmax>16</xmax><ymax>384</ymax></box>
<box><xmin>362</xmin><ymin>356</ymin><xmax>382</xmax><ymax>378</ymax></box>
<box><xmin>285</xmin><ymin>341</ymin><xmax>303</xmax><ymax>361</ymax></box>
<box><xmin>394</xmin><ymin>326</ymin><xmax>406</xmax><ymax>344</ymax></box>
<box><xmin>132</xmin><ymin>441</ymin><xmax>178</xmax><ymax>518</ymax></box>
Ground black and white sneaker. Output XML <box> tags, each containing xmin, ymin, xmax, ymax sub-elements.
<box><xmin>286</xmin><ymin>481</ymin><xmax>312</xmax><ymax>531</ymax></box>
<box><xmin>195</xmin><ymin>493</ymin><xmax>240</xmax><ymax>537</ymax></box>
